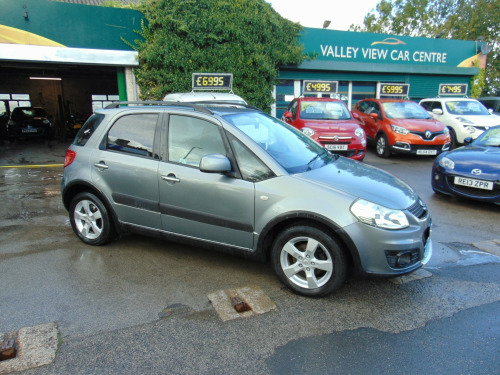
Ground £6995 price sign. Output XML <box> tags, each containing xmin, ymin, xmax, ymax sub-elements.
<box><xmin>192</xmin><ymin>73</ymin><xmax>233</xmax><ymax>90</ymax></box>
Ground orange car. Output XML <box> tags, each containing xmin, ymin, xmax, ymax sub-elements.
<box><xmin>352</xmin><ymin>99</ymin><xmax>451</xmax><ymax>158</ymax></box>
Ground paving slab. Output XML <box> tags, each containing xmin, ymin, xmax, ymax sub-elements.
<box><xmin>0</xmin><ymin>323</ymin><xmax>58</xmax><ymax>374</ymax></box>
<box><xmin>207</xmin><ymin>285</ymin><xmax>276</xmax><ymax>321</ymax></box>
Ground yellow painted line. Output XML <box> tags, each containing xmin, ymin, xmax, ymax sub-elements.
<box><xmin>0</xmin><ymin>164</ymin><xmax>64</xmax><ymax>169</ymax></box>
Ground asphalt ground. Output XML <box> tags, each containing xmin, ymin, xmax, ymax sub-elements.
<box><xmin>0</xmin><ymin>138</ymin><xmax>499</xmax><ymax>374</ymax></box>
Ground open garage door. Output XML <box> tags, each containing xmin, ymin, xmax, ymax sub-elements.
<box><xmin>0</xmin><ymin>62</ymin><xmax>121</xmax><ymax>140</ymax></box>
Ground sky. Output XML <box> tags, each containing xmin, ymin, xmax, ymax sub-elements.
<box><xmin>268</xmin><ymin>0</ymin><xmax>380</xmax><ymax>31</ymax></box>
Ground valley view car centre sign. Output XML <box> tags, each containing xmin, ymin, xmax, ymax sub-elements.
<box><xmin>297</xmin><ymin>28</ymin><xmax>479</xmax><ymax>75</ymax></box>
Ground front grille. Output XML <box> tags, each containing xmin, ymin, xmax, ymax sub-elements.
<box><xmin>407</xmin><ymin>199</ymin><xmax>428</xmax><ymax>219</ymax></box>
<box><xmin>446</xmin><ymin>176</ymin><xmax>500</xmax><ymax>198</ymax></box>
<box><xmin>410</xmin><ymin>130</ymin><xmax>444</xmax><ymax>141</ymax></box>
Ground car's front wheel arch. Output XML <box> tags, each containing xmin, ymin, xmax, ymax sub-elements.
<box><xmin>259</xmin><ymin>215</ymin><xmax>360</xmax><ymax>274</ymax></box>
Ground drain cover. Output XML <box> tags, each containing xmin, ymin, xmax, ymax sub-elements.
<box><xmin>207</xmin><ymin>285</ymin><xmax>276</xmax><ymax>321</ymax></box>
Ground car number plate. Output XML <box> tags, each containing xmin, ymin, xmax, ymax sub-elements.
<box><xmin>454</xmin><ymin>177</ymin><xmax>494</xmax><ymax>190</ymax></box>
<box><xmin>416</xmin><ymin>149</ymin><xmax>437</xmax><ymax>155</ymax></box>
<box><xmin>325</xmin><ymin>144</ymin><xmax>348</xmax><ymax>151</ymax></box>
<box><xmin>22</xmin><ymin>128</ymin><xmax>38</xmax><ymax>133</ymax></box>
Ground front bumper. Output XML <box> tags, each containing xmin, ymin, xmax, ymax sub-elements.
<box><xmin>341</xmin><ymin>215</ymin><xmax>432</xmax><ymax>276</ymax></box>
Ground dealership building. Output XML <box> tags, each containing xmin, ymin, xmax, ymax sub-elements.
<box><xmin>0</xmin><ymin>0</ymin><xmax>484</xmax><ymax>133</ymax></box>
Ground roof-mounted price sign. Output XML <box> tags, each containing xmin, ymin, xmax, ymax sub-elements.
<box><xmin>438</xmin><ymin>83</ymin><xmax>468</xmax><ymax>96</ymax></box>
<box><xmin>192</xmin><ymin>73</ymin><xmax>233</xmax><ymax>91</ymax></box>
<box><xmin>303</xmin><ymin>80</ymin><xmax>338</xmax><ymax>94</ymax></box>
<box><xmin>379</xmin><ymin>83</ymin><xmax>410</xmax><ymax>96</ymax></box>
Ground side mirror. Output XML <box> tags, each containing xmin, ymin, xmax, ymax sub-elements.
<box><xmin>282</xmin><ymin>111</ymin><xmax>292</xmax><ymax>120</ymax></box>
<box><xmin>463</xmin><ymin>137</ymin><xmax>473</xmax><ymax>145</ymax></box>
<box><xmin>432</xmin><ymin>108</ymin><xmax>443</xmax><ymax>115</ymax></box>
<box><xmin>199</xmin><ymin>154</ymin><xmax>231</xmax><ymax>174</ymax></box>
<box><xmin>488</xmin><ymin>108</ymin><xmax>493</xmax><ymax>114</ymax></box>
<box><xmin>369</xmin><ymin>112</ymin><xmax>379</xmax><ymax>119</ymax></box>
<box><xmin>352</xmin><ymin>112</ymin><xmax>359</xmax><ymax>119</ymax></box>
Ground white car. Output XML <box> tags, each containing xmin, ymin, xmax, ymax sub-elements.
<box><xmin>163</xmin><ymin>91</ymin><xmax>247</xmax><ymax>104</ymax></box>
<box><xmin>420</xmin><ymin>98</ymin><xmax>500</xmax><ymax>148</ymax></box>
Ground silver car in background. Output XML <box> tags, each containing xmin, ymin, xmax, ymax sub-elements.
<box><xmin>61</xmin><ymin>101</ymin><xmax>432</xmax><ymax>297</ymax></box>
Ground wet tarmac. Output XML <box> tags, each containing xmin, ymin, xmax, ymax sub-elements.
<box><xmin>0</xmin><ymin>140</ymin><xmax>499</xmax><ymax>374</ymax></box>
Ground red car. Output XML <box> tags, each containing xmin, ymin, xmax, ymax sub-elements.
<box><xmin>281</xmin><ymin>97</ymin><xmax>366</xmax><ymax>161</ymax></box>
<box><xmin>352</xmin><ymin>99</ymin><xmax>451</xmax><ymax>158</ymax></box>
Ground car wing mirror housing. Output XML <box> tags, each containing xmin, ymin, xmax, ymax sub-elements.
<box><xmin>200</xmin><ymin>154</ymin><xmax>231</xmax><ymax>173</ymax></box>
<box><xmin>369</xmin><ymin>112</ymin><xmax>379</xmax><ymax>119</ymax></box>
<box><xmin>432</xmin><ymin>108</ymin><xmax>443</xmax><ymax>115</ymax></box>
<box><xmin>352</xmin><ymin>112</ymin><xmax>359</xmax><ymax>119</ymax></box>
<box><xmin>282</xmin><ymin>111</ymin><xmax>292</xmax><ymax>120</ymax></box>
<box><xmin>463</xmin><ymin>137</ymin><xmax>473</xmax><ymax>145</ymax></box>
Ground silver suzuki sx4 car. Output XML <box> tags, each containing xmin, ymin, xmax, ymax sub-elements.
<box><xmin>61</xmin><ymin>101</ymin><xmax>432</xmax><ymax>297</ymax></box>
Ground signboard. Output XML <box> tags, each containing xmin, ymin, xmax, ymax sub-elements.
<box><xmin>438</xmin><ymin>83</ymin><xmax>468</xmax><ymax>96</ymax></box>
<box><xmin>379</xmin><ymin>83</ymin><xmax>410</xmax><ymax>96</ymax></box>
<box><xmin>192</xmin><ymin>73</ymin><xmax>233</xmax><ymax>91</ymax></box>
<box><xmin>303</xmin><ymin>80</ymin><xmax>338</xmax><ymax>94</ymax></box>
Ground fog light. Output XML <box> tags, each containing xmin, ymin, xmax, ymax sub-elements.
<box><xmin>396</xmin><ymin>252</ymin><xmax>412</xmax><ymax>267</ymax></box>
<box><xmin>385</xmin><ymin>249</ymin><xmax>419</xmax><ymax>269</ymax></box>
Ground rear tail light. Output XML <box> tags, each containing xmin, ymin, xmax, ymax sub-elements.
<box><xmin>64</xmin><ymin>149</ymin><xmax>76</xmax><ymax>167</ymax></box>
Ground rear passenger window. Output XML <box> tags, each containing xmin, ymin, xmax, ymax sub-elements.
<box><xmin>74</xmin><ymin>113</ymin><xmax>105</xmax><ymax>147</ymax></box>
<box><xmin>106</xmin><ymin>114</ymin><xmax>158</xmax><ymax>157</ymax></box>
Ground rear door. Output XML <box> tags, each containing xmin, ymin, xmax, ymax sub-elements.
<box><xmin>158</xmin><ymin>113</ymin><xmax>255</xmax><ymax>249</ymax></box>
<box><xmin>90</xmin><ymin>112</ymin><xmax>162</xmax><ymax>230</ymax></box>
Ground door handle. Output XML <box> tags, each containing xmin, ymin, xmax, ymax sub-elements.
<box><xmin>94</xmin><ymin>162</ymin><xmax>109</xmax><ymax>170</ymax></box>
<box><xmin>161</xmin><ymin>174</ymin><xmax>180</xmax><ymax>183</ymax></box>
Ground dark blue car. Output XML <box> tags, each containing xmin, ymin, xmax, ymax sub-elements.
<box><xmin>431</xmin><ymin>126</ymin><xmax>500</xmax><ymax>204</ymax></box>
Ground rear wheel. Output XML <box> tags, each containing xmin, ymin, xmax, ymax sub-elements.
<box><xmin>69</xmin><ymin>192</ymin><xmax>115</xmax><ymax>245</ymax></box>
<box><xmin>271</xmin><ymin>224</ymin><xmax>347</xmax><ymax>297</ymax></box>
<box><xmin>375</xmin><ymin>133</ymin><xmax>391</xmax><ymax>158</ymax></box>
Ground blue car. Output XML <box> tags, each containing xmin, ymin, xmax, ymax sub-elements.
<box><xmin>431</xmin><ymin>126</ymin><xmax>500</xmax><ymax>204</ymax></box>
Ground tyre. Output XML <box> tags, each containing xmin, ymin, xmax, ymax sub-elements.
<box><xmin>69</xmin><ymin>192</ymin><xmax>115</xmax><ymax>245</ymax></box>
<box><xmin>375</xmin><ymin>133</ymin><xmax>391</xmax><ymax>158</ymax></box>
<box><xmin>448</xmin><ymin>127</ymin><xmax>458</xmax><ymax>149</ymax></box>
<box><xmin>271</xmin><ymin>224</ymin><xmax>347</xmax><ymax>297</ymax></box>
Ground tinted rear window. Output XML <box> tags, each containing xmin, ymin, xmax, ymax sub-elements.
<box><xmin>74</xmin><ymin>113</ymin><xmax>105</xmax><ymax>146</ymax></box>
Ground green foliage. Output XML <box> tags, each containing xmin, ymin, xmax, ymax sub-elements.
<box><xmin>351</xmin><ymin>0</ymin><xmax>500</xmax><ymax>96</ymax></box>
<box><xmin>130</xmin><ymin>0</ymin><xmax>304</xmax><ymax>111</ymax></box>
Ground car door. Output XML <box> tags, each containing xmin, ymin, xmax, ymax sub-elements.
<box><xmin>90</xmin><ymin>112</ymin><xmax>162</xmax><ymax>230</ymax></box>
<box><xmin>356</xmin><ymin>100</ymin><xmax>379</xmax><ymax>140</ymax></box>
<box><xmin>158</xmin><ymin>113</ymin><xmax>255</xmax><ymax>249</ymax></box>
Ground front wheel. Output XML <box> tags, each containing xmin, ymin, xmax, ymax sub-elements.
<box><xmin>69</xmin><ymin>192</ymin><xmax>115</xmax><ymax>245</ymax></box>
<box><xmin>271</xmin><ymin>224</ymin><xmax>347</xmax><ymax>297</ymax></box>
<box><xmin>375</xmin><ymin>133</ymin><xmax>391</xmax><ymax>158</ymax></box>
<box><xmin>448</xmin><ymin>127</ymin><xmax>458</xmax><ymax>149</ymax></box>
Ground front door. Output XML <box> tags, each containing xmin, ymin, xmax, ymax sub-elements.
<box><xmin>158</xmin><ymin>114</ymin><xmax>255</xmax><ymax>249</ymax></box>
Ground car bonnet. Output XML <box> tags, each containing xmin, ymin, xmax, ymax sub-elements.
<box><xmin>294</xmin><ymin>157</ymin><xmax>418</xmax><ymax>210</ymax></box>
<box><xmin>448</xmin><ymin>146</ymin><xmax>500</xmax><ymax>177</ymax></box>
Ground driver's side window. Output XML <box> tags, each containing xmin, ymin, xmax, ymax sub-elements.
<box><xmin>168</xmin><ymin>115</ymin><xmax>226</xmax><ymax>167</ymax></box>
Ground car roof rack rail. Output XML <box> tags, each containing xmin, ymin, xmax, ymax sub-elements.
<box><xmin>104</xmin><ymin>101</ymin><xmax>214</xmax><ymax>114</ymax></box>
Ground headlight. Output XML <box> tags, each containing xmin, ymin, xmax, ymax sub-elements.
<box><xmin>355</xmin><ymin>128</ymin><xmax>365</xmax><ymax>138</ymax></box>
<box><xmin>391</xmin><ymin>124</ymin><xmax>409</xmax><ymax>135</ymax></box>
<box><xmin>443</xmin><ymin>127</ymin><xmax>450</xmax><ymax>135</ymax></box>
<box><xmin>350</xmin><ymin>199</ymin><xmax>409</xmax><ymax>230</ymax></box>
<box><xmin>438</xmin><ymin>156</ymin><xmax>454</xmax><ymax>169</ymax></box>
<box><xmin>302</xmin><ymin>127</ymin><xmax>315</xmax><ymax>137</ymax></box>
<box><xmin>456</xmin><ymin>117</ymin><xmax>474</xmax><ymax>124</ymax></box>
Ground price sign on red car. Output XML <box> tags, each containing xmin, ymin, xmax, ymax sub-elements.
<box><xmin>192</xmin><ymin>73</ymin><xmax>233</xmax><ymax>90</ymax></box>
<box><xmin>438</xmin><ymin>83</ymin><xmax>468</xmax><ymax>96</ymax></box>
<box><xmin>379</xmin><ymin>83</ymin><xmax>410</xmax><ymax>96</ymax></box>
<box><xmin>303</xmin><ymin>80</ymin><xmax>338</xmax><ymax>94</ymax></box>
